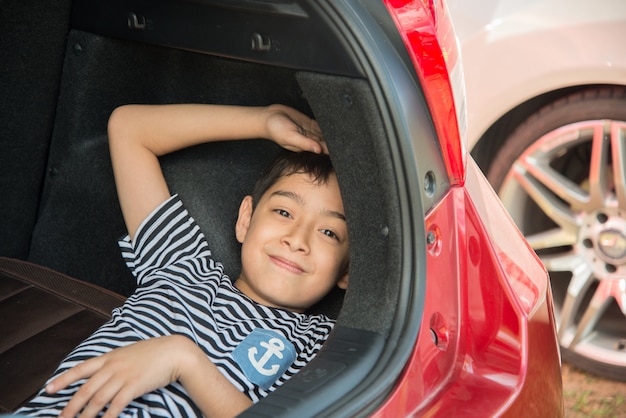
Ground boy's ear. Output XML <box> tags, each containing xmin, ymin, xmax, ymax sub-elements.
<box><xmin>336</xmin><ymin>270</ymin><xmax>349</xmax><ymax>290</ymax></box>
<box><xmin>235</xmin><ymin>195</ymin><xmax>254</xmax><ymax>244</ymax></box>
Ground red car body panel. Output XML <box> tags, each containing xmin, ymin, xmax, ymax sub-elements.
<box><xmin>373</xmin><ymin>0</ymin><xmax>564</xmax><ymax>416</ymax></box>
<box><xmin>373</xmin><ymin>161</ymin><xmax>563</xmax><ymax>417</ymax></box>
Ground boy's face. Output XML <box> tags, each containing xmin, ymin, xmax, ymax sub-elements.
<box><xmin>235</xmin><ymin>172</ymin><xmax>349</xmax><ymax>313</ymax></box>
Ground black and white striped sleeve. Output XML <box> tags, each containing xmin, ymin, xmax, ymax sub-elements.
<box><xmin>118</xmin><ymin>195</ymin><xmax>213</xmax><ymax>285</ymax></box>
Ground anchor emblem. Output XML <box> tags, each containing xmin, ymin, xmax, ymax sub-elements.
<box><xmin>248</xmin><ymin>337</ymin><xmax>285</xmax><ymax>376</ymax></box>
<box><xmin>232</xmin><ymin>328</ymin><xmax>296</xmax><ymax>390</ymax></box>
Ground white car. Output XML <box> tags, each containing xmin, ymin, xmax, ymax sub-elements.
<box><xmin>448</xmin><ymin>0</ymin><xmax>626</xmax><ymax>380</ymax></box>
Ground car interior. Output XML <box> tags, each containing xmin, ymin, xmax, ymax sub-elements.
<box><xmin>1</xmin><ymin>0</ymin><xmax>437</xmax><ymax>416</ymax></box>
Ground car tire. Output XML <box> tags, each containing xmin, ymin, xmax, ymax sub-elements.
<box><xmin>486</xmin><ymin>86</ymin><xmax>626</xmax><ymax>381</ymax></box>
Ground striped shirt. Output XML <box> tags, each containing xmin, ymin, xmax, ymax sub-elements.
<box><xmin>18</xmin><ymin>195</ymin><xmax>335</xmax><ymax>417</ymax></box>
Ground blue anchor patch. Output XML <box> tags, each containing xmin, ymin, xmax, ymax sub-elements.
<box><xmin>232</xmin><ymin>328</ymin><xmax>297</xmax><ymax>390</ymax></box>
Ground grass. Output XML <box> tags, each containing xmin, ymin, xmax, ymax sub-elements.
<box><xmin>562</xmin><ymin>363</ymin><xmax>626</xmax><ymax>418</ymax></box>
<box><xmin>564</xmin><ymin>389</ymin><xmax>624</xmax><ymax>417</ymax></box>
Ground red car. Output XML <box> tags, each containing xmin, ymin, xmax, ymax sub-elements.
<box><xmin>0</xmin><ymin>0</ymin><xmax>563</xmax><ymax>416</ymax></box>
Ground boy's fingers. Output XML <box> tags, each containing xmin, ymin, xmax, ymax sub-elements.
<box><xmin>299</xmin><ymin>120</ymin><xmax>326</xmax><ymax>154</ymax></box>
<box><xmin>288</xmin><ymin>134</ymin><xmax>326</xmax><ymax>154</ymax></box>
<box><xmin>46</xmin><ymin>371</ymin><xmax>79</xmax><ymax>394</ymax></box>
<box><xmin>305</xmin><ymin>132</ymin><xmax>328</xmax><ymax>154</ymax></box>
<box><xmin>297</xmin><ymin>118</ymin><xmax>323</xmax><ymax>141</ymax></box>
<box><xmin>59</xmin><ymin>369</ymin><xmax>114</xmax><ymax>418</ymax></box>
<box><xmin>308</xmin><ymin>119</ymin><xmax>323</xmax><ymax>139</ymax></box>
<box><xmin>266</xmin><ymin>107</ymin><xmax>328</xmax><ymax>154</ymax></box>
<box><xmin>103</xmin><ymin>390</ymin><xmax>136</xmax><ymax>418</ymax></box>
<box><xmin>47</xmin><ymin>359</ymin><xmax>102</xmax><ymax>393</ymax></box>
<box><xmin>73</xmin><ymin>383</ymin><xmax>123</xmax><ymax>418</ymax></box>
<box><xmin>290</xmin><ymin>122</ymin><xmax>326</xmax><ymax>154</ymax></box>
<box><xmin>319</xmin><ymin>140</ymin><xmax>329</xmax><ymax>155</ymax></box>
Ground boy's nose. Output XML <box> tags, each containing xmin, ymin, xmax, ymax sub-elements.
<box><xmin>282</xmin><ymin>224</ymin><xmax>311</xmax><ymax>253</ymax></box>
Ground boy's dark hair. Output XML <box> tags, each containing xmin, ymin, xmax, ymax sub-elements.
<box><xmin>251</xmin><ymin>151</ymin><xmax>336</xmax><ymax>207</ymax></box>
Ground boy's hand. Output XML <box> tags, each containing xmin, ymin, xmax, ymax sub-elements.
<box><xmin>46</xmin><ymin>336</ymin><xmax>196</xmax><ymax>418</ymax></box>
<box><xmin>263</xmin><ymin>105</ymin><xmax>328</xmax><ymax>154</ymax></box>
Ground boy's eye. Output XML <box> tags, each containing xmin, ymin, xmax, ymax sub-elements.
<box><xmin>321</xmin><ymin>229</ymin><xmax>339</xmax><ymax>240</ymax></box>
<box><xmin>275</xmin><ymin>209</ymin><xmax>291</xmax><ymax>218</ymax></box>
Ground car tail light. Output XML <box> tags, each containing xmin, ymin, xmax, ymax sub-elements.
<box><xmin>383</xmin><ymin>0</ymin><xmax>468</xmax><ymax>186</ymax></box>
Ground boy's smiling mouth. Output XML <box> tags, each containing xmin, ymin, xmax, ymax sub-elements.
<box><xmin>269</xmin><ymin>255</ymin><xmax>305</xmax><ymax>274</ymax></box>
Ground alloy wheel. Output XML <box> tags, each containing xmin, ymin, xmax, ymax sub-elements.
<box><xmin>499</xmin><ymin>118</ymin><xmax>626</xmax><ymax>377</ymax></box>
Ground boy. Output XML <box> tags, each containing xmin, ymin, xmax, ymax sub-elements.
<box><xmin>17</xmin><ymin>104</ymin><xmax>349</xmax><ymax>418</ymax></box>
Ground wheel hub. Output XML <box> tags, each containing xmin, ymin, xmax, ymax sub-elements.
<box><xmin>597</xmin><ymin>228</ymin><xmax>626</xmax><ymax>261</ymax></box>
<box><xmin>579</xmin><ymin>209</ymin><xmax>626</xmax><ymax>276</ymax></box>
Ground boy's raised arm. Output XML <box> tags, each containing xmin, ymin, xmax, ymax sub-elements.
<box><xmin>108</xmin><ymin>104</ymin><xmax>325</xmax><ymax>239</ymax></box>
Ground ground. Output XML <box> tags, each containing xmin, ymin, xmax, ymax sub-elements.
<box><xmin>563</xmin><ymin>361</ymin><xmax>626</xmax><ymax>417</ymax></box>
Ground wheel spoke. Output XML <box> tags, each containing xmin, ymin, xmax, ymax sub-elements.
<box><xmin>570</xmin><ymin>279</ymin><xmax>626</xmax><ymax>348</ymax></box>
<box><xmin>541</xmin><ymin>252</ymin><xmax>594</xmax><ymax>300</ymax></box>
<box><xmin>610</xmin><ymin>122</ymin><xmax>626</xmax><ymax>210</ymax></box>
<box><xmin>510</xmin><ymin>165</ymin><xmax>580</xmax><ymax>230</ymax></box>
<box><xmin>586</xmin><ymin>122</ymin><xmax>610</xmax><ymax>210</ymax></box>
<box><xmin>608</xmin><ymin>278</ymin><xmax>626</xmax><ymax>315</ymax></box>
<box><xmin>521</xmin><ymin>152</ymin><xmax>589</xmax><ymax>210</ymax></box>
<box><xmin>525</xmin><ymin>227</ymin><xmax>578</xmax><ymax>251</ymax></box>
<box><xmin>541</xmin><ymin>252</ymin><xmax>594</xmax><ymax>342</ymax></box>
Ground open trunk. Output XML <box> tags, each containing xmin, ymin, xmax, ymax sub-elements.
<box><xmin>1</xmin><ymin>0</ymin><xmax>447</xmax><ymax>415</ymax></box>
